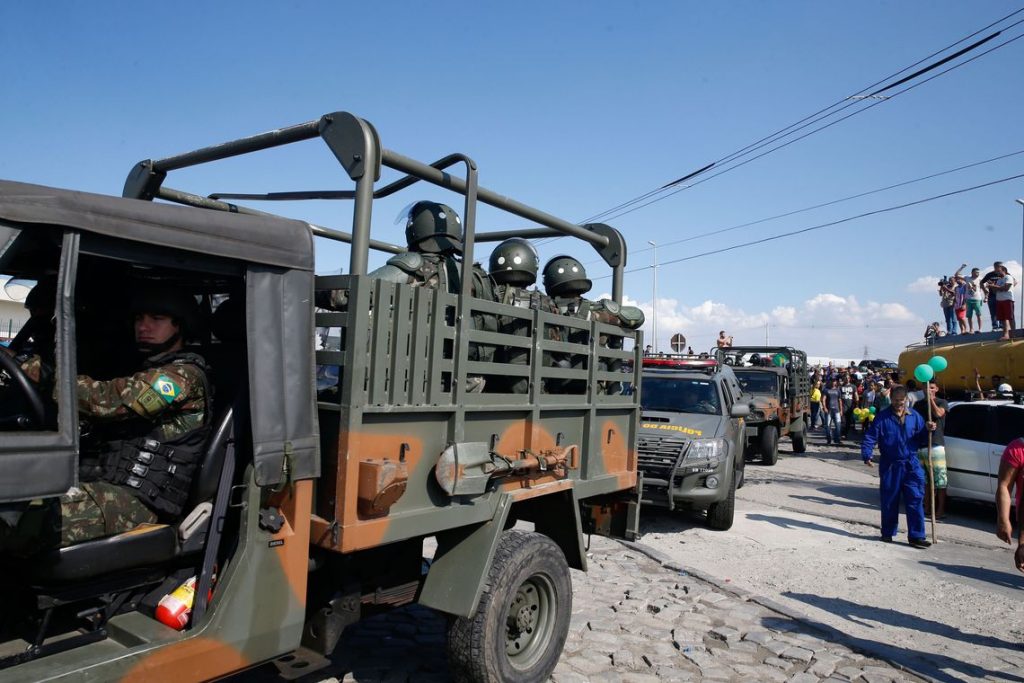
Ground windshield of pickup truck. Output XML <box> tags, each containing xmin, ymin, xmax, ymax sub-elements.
<box><xmin>734</xmin><ymin>371</ymin><xmax>778</xmax><ymax>394</ymax></box>
<box><xmin>641</xmin><ymin>378</ymin><xmax>721</xmax><ymax>415</ymax></box>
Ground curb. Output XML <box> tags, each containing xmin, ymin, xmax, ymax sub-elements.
<box><xmin>617</xmin><ymin>538</ymin><xmax>941</xmax><ymax>683</ymax></box>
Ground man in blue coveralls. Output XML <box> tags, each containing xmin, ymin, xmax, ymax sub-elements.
<box><xmin>861</xmin><ymin>384</ymin><xmax>935</xmax><ymax>548</ymax></box>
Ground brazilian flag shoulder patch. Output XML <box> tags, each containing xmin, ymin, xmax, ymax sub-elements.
<box><xmin>152</xmin><ymin>375</ymin><xmax>182</xmax><ymax>404</ymax></box>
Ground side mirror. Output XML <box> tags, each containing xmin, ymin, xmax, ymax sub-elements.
<box><xmin>730</xmin><ymin>403</ymin><xmax>750</xmax><ymax>418</ymax></box>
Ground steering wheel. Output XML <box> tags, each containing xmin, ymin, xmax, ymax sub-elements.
<box><xmin>0</xmin><ymin>352</ymin><xmax>46</xmax><ymax>428</ymax></box>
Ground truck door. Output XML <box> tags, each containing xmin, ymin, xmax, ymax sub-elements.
<box><xmin>0</xmin><ymin>225</ymin><xmax>79</xmax><ymax>502</ymax></box>
<box><xmin>944</xmin><ymin>403</ymin><xmax>993</xmax><ymax>499</ymax></box>
<box><xmin>992</xmin><ymin>405</ymin><xmax>1024</xmax><ymax>491</ymax></box>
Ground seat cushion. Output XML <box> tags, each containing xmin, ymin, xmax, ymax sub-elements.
<box><xmin>32</xmin><ymin>523</ymin><xmax>179</xmax><ymax>583</ymax></box>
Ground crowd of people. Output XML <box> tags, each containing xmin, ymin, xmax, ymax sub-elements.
<box><xmin>928</xmin><ymin>260</ymin><xmax>1017</xmax><ymax>341</ymax></box>
<box><xmin>805</xmin><ymin>361</ymin><xmax>1022</xmax><ymax>570</ymax></box>
<box><xmin>807</xmin><ymin>363</ymin><xmax>902</xmax><ymax>447</ymax></box>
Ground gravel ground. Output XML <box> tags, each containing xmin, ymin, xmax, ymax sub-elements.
<box><xmin>638</xmin><ymin>430</ymin><xmax>1024</xmax><ymax>682</ymax></box>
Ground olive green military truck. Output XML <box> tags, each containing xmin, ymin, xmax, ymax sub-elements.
<box><xmin>0</xmin><ymin>112</ymin><xmax>642</xmax><ymax>683</ymax></box>
<box><xmin>716</xmin><ymin>346</ymin><xmax>811</xmax><ymax>465</ymax></box>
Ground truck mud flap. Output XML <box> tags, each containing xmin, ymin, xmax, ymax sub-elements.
<box><xmin>580</xmin><ymin>474</ymin><xmax>642</xmax><ymax>541</ymax></box>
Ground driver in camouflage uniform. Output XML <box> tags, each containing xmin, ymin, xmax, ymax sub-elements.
<box><xmin>0</xmin><ymin>287</ymin><xmax>208</xmax><ymax>555</ymax></box>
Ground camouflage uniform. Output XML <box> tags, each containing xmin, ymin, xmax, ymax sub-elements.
<box><xmin>370</xmin><ymin>253</ymin><xmax>497</xmax><ymax>393</ymax></box>
<box><xmin>493</xmin><ymin>284</ymin><xmax>560</xmax><ymax>394</ymax></box>
<box><xmin>552</xmin><ymin>296</ymin><xmax>645</xmax><ymax>395</ymax></box>
<box><xmin>0</xmin><ymin>352</ymin><xmax>208</xmax><ymax>555</ymax></box>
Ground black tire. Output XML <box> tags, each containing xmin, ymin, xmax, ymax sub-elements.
<box><xmin>761</xmin><ymin>425</ymin><xmax>779</xmax><ymax>466</ymax></box>
<box><xmin>446</xmin><ymin>530</ymin><xmax>571</xmax><ymax>683</ymax></box>
<box><xmin>706</xmin><ymin>472</ymin><xmax>737</xmax><ymax>531</ymax></box>
<box><xmin>791</xmin><ymin>429</ymin><xmax>806</xmax><ymax>454</ymax></box>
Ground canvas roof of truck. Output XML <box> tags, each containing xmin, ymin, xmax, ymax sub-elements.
<box><xmin>0</xmin><ymin>179</ymin><xmax>315</xmax><ymax>271</ymax></box>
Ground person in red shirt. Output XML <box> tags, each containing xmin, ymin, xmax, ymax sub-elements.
<box><xmin>995</xmin><ymin>437</ymin><xmax>1024</xmax><ymax>572</ymax></box>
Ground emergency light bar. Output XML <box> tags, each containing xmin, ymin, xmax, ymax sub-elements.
<box><xmin>642</xmin><ymin>355</ymin><xmax>718</xmax><ymax>369</ymax></box>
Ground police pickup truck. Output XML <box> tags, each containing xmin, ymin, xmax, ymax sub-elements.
<box><xmin>636</xmin><ymin>355</ymin><xmax>749</xmax><ymax>530</ymax></box>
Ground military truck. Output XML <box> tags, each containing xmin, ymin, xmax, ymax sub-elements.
<box><xmin>635</xmin><ymin>355</ymin><xmax>749</xmax><ymax>530</ymax></box>
<box><xmin>716</xmin><ymin>346</ymin><xmax>810</xmax><ymax>464</ymax></box>
<box><xmin>0</xmin><ymin>111</ymin><xmax>642</xmax><ymax>682</ymax></box>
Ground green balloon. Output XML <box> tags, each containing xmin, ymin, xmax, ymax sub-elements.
<box><xmin>928</xmin><ymin>355</ymin><xmax>948</xmax><ymax>373</ymax></box>
<box><xmin>869</xmin><ymin>406</ymin><xmax>876</xmax><ymax>414</ymax></box>
<box><xmin>914</xmin><ymin>363</ymin><xmax>935</xmax><ymax>383</ymax></box>
<box><xmin>773</xmin><ymin>353</ymin><xmax>786</xmax><ymax>367</ymax></box>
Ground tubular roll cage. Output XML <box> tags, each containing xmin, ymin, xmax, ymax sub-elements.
<box><xmin>121</xmin><ymin>110</ymin><xmax>628</xmax><ymax>302</ymax></box>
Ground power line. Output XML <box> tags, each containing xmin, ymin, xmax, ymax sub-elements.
<box><xmin>693</xmin><ymin>9</ymin><xmax>1024</xmax><ymax>178</ymax></box>
<box><xmin>606</xmin><ymin>147</ymin><xmax>1024</xmax><ymax>262</ymax></box>
<box><xmin>576</xmin><ymin>7</ymin><xmax>1024</xmax><ymax>227</ymax></box>
<box><xmin>593</xmin><ymin>170</ymin><xmax>1024</xmax><ymax>280</ymax></box>
<box><xmin>648</xmin><ymin>171</ymin><xmax>1024</xmax><ymax>269</ymax></box>
<box><xmin>598</xmin><ymin>28</ymin><xmax>1024</xmax><ymax>224</ymax></box>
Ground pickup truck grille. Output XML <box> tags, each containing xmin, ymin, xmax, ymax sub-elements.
<box><xmin>637</xmin><ymin>434</ymin><xmax>688</xmax><ymax>479</ymax></box>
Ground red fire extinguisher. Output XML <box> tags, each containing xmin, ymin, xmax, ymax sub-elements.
<box><xmin>155</xmin><ymin>571</ymin><xmax>215</xmax><ymax>630</ymax></box>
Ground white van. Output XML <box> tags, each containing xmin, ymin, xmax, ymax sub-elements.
<box><xmin>944</xmin><ymin>400</ymin><xmax>1024</xmax><ymax>502</ymax></box>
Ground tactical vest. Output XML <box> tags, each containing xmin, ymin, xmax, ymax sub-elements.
<box><xmin>383</xmin><ymin>252</ymin><xmax>499</xmax><ymax>366</ymax></box>
<box><xmin>98</xmin><ymin>352</ymin><xmax>211</xmax><ymax>521</ymax></box>
<box><xmin>493</xmin><ymin>285</ymin><xmax>560</xmax><ymax>393</ymax></box>
<box><xmin>549</xmin><ymin>297</ymin><xmax>645</xmax><ymax>395</ymax></box>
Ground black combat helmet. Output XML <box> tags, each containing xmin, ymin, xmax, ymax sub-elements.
<box><xmin>542</xmin><ymin>255</ymin><xmax>592</xmax><ymax>297</ymax></box>
<box><xmin>488</xmin><ymin>238</ymin><xmax>539</xmax><ymax>287</ymax></box>
<box><xmin>404</xmin><ymin>201</ymin><xmax>463</xmax><ymax>254</ymax></box>
<box><xmin>130</xmin><ymin>286</ymin><xmax>201</xmax><ymax>351</ymax></box>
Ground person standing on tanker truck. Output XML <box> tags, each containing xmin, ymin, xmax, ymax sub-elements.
<box><xmin>0</xmin><ymin>288</ymin><xmax>209</xmax><ymax>556</ymax></box>
<box><xmin>993</xmin><ymin>263</ymin><xmax>1017</xmax><ymax>341</ymax></box>
<box><xmin>861</xmin><ymin>385</ymin><xmax>935</xmax><ymax>548</ymax></box>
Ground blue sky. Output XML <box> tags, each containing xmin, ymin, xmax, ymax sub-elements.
<box><xmin>2</xmin><ymin>1</ymin><xmax>1022</xmax><ymax>359</ymax></box>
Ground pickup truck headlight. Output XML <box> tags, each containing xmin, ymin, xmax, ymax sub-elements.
<box><xmin>684</xmin><ymin>438</ymin><xmax>726</xmax><ymax>465</ymax></box>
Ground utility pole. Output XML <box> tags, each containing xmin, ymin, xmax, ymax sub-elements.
<box><xmin>648</xmin><ymin>241</ymin><xmax>658</xmax><ymax>352</ymax></box>
<box><xmin>764</xmin><ymin>322</ymin><xmax>769</xmax><ymax>345</ymax></box>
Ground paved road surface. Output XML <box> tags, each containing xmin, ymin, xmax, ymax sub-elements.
<box><xmin>641</xmin><ymin>428</ymin><xmax>1024</xmax><ymax>683</ymax></box>
<box><xmin>241</xmin><ymin>427</ymin><xmax>1022</xmax><ymax>682</ymax></box>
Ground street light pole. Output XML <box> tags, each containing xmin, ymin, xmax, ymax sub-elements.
<box><xmin>648</xmin><ymin>240</ymin><xmax>658</xmax><ymax>353</ymax></box>
<box><xmin>1017</xmin><ymin>199</ymin><xmax>1024</xmax><ymax>330</ymax></box>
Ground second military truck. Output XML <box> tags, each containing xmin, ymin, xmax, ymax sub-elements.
<box><xmin>717</xmin><ymin>346</ymin><xmax>811</xmax><ymax>464</ymax></box>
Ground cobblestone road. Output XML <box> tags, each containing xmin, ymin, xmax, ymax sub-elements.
<box><xmin>288</xmin><ymin>535</ymin><xmax>922</xmax><ymax>683</ymax></box>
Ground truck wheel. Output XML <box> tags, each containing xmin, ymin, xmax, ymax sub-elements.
<box><xmin>791</xmin><ymin>429</ymin><xmax>807</xmax><ymax>453</ymax></box>
<box><xmin>447</xmin><ymin>530</ymin><xmax>571</xmax><ymax>683</ymax></box>
<box><xmin>706</xmin><ymin>473</ymin><xmax>736</xmax><ymax>531</ymax></box>
<box><xmin>761</xmin><ymin>425</ymin><xmax>779</xmax><ymax>466</ymax></box>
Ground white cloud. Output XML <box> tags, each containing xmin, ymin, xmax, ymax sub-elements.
<box><xmin>907</xmin><ymin>276</ymin><xmax>939</xmax><ymax>294</ymax></box>
<box><xmin>620</xmin><ymin>291</ymin><xmax>923</xmax><ymax>361</ymax></box>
